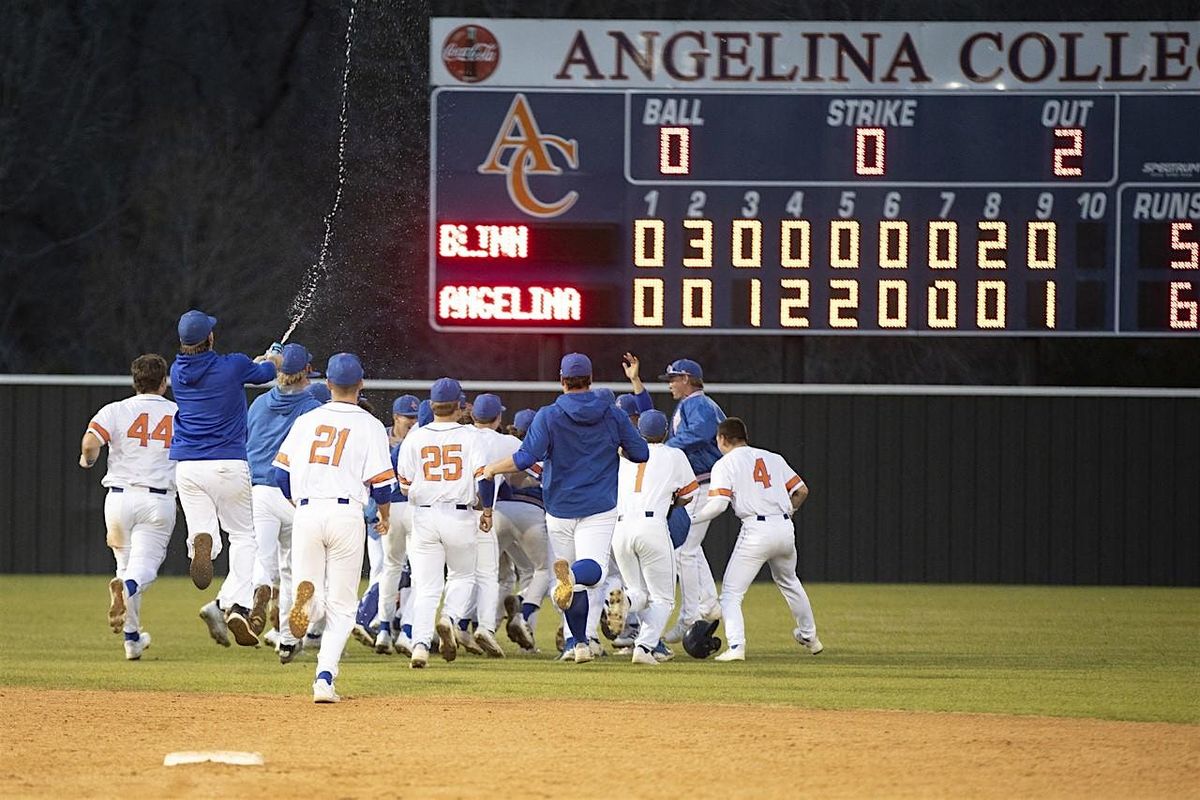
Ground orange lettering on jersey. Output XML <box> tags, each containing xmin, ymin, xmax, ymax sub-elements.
<box><xmin>310</xmin><ymin>426</ymin><xmax>351</xmax><ymax>466</ymax></box>
<box><xmin>477</xmin><ymin>94</ymin><xmax>579</xmax><ymax>218</ymax></box>
<box><xmin>421</xmin><ymin>445</ymin><xmax>464</xmax><ymax>481</ymax></box>
<box><xmin>753</xmin><ymin>458</ymin><xmax>772</xmax><ymax>488</ymax></box>
<box><xmin>150</xmin><ymin>415</ymin><xmax>172</xmax><ymax>447</ymax></box>
<box><xmin>127</xmin><ymin>414</ymin><xmax>150</xmax><ymax>447</ymax></box>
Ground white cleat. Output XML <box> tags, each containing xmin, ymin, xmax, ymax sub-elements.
<box><xmin>393</xmin><ymin>632</ymin><xmax>413</xmax><ymax>657</ymax></box>
<box><xmin>631</xmin><ymin>645</ymin><xmax>658</xmax><ymax>665</ymax></box>
<box><xmin>604</xmin><ymin>588</ymin><xmax>630</xmax><ymax>639</ymax></box>
<box><xmin>589</xmin><ymin>638</ymin><xmax>607</xmax><ymax>658</ymax></box>
<box><xmin>436</xmin><ymin>617</ymin><xmax>458</xmax><ymax>662</ymax></box>
<box><xmin>715</xmin><ymin>645</ymin><xmax>746</xmax><ymax>662</ymax></box>
<box><xmin>552</xmin><ymin>559</ymin><xmax>575</xmax><ymax>610</ymax></box>
<box><xmin>409</xmin><ymin>643</ymin><xmax>429</xmax><ymax>669</ymax></box>
<box><xmin>663</xmin><ymin>619</ymin><xmax>688</xmax><ymax>644</ymax></box>
<box><xmin>264</xmin><ymin>629</ymin><xmax>280</xmax><ymax>648</ymax></box>
<box><xmin>506</xmin><ymin>613</ymin><xmax>536</xmax><ymax>651</ymax></box>
<box><xmin>794</xmin><ymin>628</ymin><xmax>824</xmax><ymax>655</ymax></box>
<box><xmin>573</xmin><ymin>642</ymin><xmax>594</xmax><ymax>664</ymax></box>
<box><xmin>124</xmin><ymin>631</ymin><xmax>151</xmax><ymax>660</ymax></box>
<box><xmin>374</xmin><ymin>629</ymin><xmax>394</xmax><ymax>655</ymax></box>
<box><xmin>456</xmin><ymin>627</ymin><xmax>484</xmax><ymax>656</ymax></box>
<box><xmin>474</xmin><ymin>628</ymin><xmax>505</xmax><ymax>658</ymax></box>
<box><xmin>199</xmin><ymin>601</ymin><xmax>231</xmax><ymax>647</ymax></box>
<box><xmin>312</xmin><ymin>679</ymin><xmax>340</xmax><ymax>703</ymax></box>
<box><xmin>351</xmin><ymin>624</ymin><xmax>376</xmax><ymax>649</ymax></box>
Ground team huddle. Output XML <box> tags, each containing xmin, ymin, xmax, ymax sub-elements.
<box><xmin>80</xmin><ymin>309</ymin><xmax>822</xmax><ymax>703</ymax></box>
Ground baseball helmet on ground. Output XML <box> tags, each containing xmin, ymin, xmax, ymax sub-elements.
<box><xmin>682</xmin><ymin>619</ymin><xmax>722</xmax><ymax>659</ymax></box>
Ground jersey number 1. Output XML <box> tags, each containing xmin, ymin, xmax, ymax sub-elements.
<box><xmin>752</xmin><ymin>458</ymin><xmax>772</xmax><ymax>488</ymax></box>
<box><xmin>127</xmin><ymin>414</ymin><xmax>172</xmax><ymax>448</ymax></box>
<box><xmin>309</xmin><ymin>426</ymin><xmax>350</xmax><ymax>465</ymax></box>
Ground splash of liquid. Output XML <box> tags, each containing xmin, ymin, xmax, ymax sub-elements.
<box><xmin>281</xmin><ymin>0</ymin><xmax>358</xmax><ymax>343</ymax></box>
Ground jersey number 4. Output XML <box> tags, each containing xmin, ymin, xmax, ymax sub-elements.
<box><xmin>309</xmin><ymin>425</ymin><xmax>350</xmax><ymax>465</ymax></box>
<box><xmin>421</xmin><ymin>444</ymin><xmax>463</xmax><ymax>481</ymax></box>
<box><xmin>127</xmin><ymin>414</ymin><xmax>172</xmax><ymax>448</ymax></box>
<box><xmin>753</xmin><ymin>458</ymin><xmax>772</xmax><ymax>488</ymax></box>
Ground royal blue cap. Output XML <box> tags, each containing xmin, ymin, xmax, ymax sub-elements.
<box><xmin>658</xmin><ymin>358</ymin><xmax>703</xmax><ymax>381</ymax></box>
<box><xmin>514</xmin><ymin>408</ymin><xmax>535</xmax><ymax>434</ymax></box>
<box><xmin>617</xmin><ymin>394</ymin><xmax>639</xmax><ymax>418</ymax></box>
<box><xmin>472</xmin><ymin>393</ymin><xmax>505</xmax><ymax>422</ymax></box>
<box><xmin>417</xmin><ymin>399</ymin><xmax>434</xmax><ymax>426</ymax></box>
<box><xmin>560</xmin><ymin>353</ymin><xmax>592</xmax><ymax>378</ymax></box>
<box><xmin>308</xmin><ymin>383</ymin><xmax>331</xmax><ymax>403</ymax></box>
<box><xmin>594</xmin><ymin>387</ymin><xmax>615</xmax><ymax>406</ymax></box>
<box><xmin>459</xmin><ymin>390</ymin><xmax>468</xmax><ymax>408</ymax></box>
<box><xmin>430</xmin><ymin>377</ymin><xmax>461</xmax><ymax>403</ymax></box>
<box><xmin>280</xmin><ymin>343</ymin><xmax>312</xmax><ymax>375</ymax></box>
<box><xmin>638</xmin><ymin>409</ymin><xmax>669</xmax><ymax>439</ymax></box>
<box><xmin>326</xmin><ymin>353</ymin><xmax>364</xmax><ymax>386</ymax></box>
<box><xmin>392</xmin><ymin>394</ymin><xmax>419</xmax><ymax>417</ymax></box>
<box><xmin>177</xmin><ymin>309</ymin><xmax>217</xmax><ymax>345</ymax></box>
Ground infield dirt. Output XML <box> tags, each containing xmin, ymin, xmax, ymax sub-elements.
<box><xmin>2</xmin><ymin>688</ymin><xmax>1197</xmax><ymax>798</ymax></box>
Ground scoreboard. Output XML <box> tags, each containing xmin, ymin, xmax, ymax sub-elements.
<box><xmin>429</xmin><ymin>20</ymin><xmax>1200</xmax><ymax>335</ymax></box>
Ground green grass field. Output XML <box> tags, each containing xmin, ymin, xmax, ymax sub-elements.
<box><xmin>1</xmin><ymin>577</ymin><xmax>1196</xmax><ymax>724</ymax></box>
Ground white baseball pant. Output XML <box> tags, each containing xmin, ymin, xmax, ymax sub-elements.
<box><xmin>719</xmin><ymin>517</ymin><xmax>817</xmax><ymax>649</ymax></box>
<box><xmin>177</xmin><ymin>459</ymin><xmax>257</xmax><ymax>610</ymax></box>
<box><xmin>408</xmin><ymin>505</ymin><xmax>478</xmax><ymax>649</ymax></box>
<box><xmin>291</xmin><ymin>500</ymin><xmax>365</xmax><ymax>682</ymax></box>
<box><xmin>251</xmin><ymin>484</ymin><xmax>294</xmax><ymax>590</ymax></box>
<box><xmin>465</xmin><ymin>520</ymin><xmax>501</xmax><ymax>633</ymax></box>
<box><xmin>495</xmin><ymin>501</ymin><xmax>551</xmax><ymax>617</ymax></box>
<box><xmin>105</xmin><ymin>489</ymin><xmax>175</xmax><ymax>635</ymax></box>
<box><xmin>611</xmin><ymin>516</ymin><xmax>675</xmax><ymax>651</ymax></box>
<box><xmin>546</xmin><ymin>508</ymin><xmax>618</xmax><ymax>642</ymax></box>
<box><xmin>676</xmin><ymin>486</ymin><xmax>720</xmax><ymax>623</ymax></box>
<box><xmin>374</xmin><ymin>503</ymin><xmax>413</xmax><ymax>627</ymax></box>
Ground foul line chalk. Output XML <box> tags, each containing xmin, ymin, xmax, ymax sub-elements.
<box><xmin>163</xmin><ymin>751</ymin><xmax>264</xmax><ymax>767</ymax></box>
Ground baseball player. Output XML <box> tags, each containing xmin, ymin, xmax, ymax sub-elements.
<box><xmin>624</xmin><ymin>353</ymin><xmax>726</xmax><ymax>640</ymax></box>
<box><xmin>372</xmin><ymin>394</ymin><xmax>419</xmax><ymax>655</ymax></box>
<box><xmin>483</xmin><ymin>353</ymin><xmax>648</xmax><ymax>664</ymax></box>
<box><xmin>79</xmin><ymin>354</ymin><xmax>178</xmax><ymax>660</ymax></box>
<box><xmin>245</xmin><ymin>343</ymin><xmax>321</xmax><ymax>660</ymax></box>
<box><xmin>272</xmin><ymin>353</ymin><xmax>395</xmax><ymax>702</ymax></box>
<box><xmin>690</xmin><ymin>417</ymin><xmax>822</xmax><ymax>661</ymax></box>
<box><xmin>170</xmin><ymin>309</ymin><xmax>280</xmax><ymax>647</ymax></box>
<box><xmin>396</xmin><ymin>377</ymin><xmax>495</xmax><ymax>668</ymax></box>
<box><xmin>606</xmin><ymin>410</ymin><xmax>699</xmax><ymax>665</ymax></box>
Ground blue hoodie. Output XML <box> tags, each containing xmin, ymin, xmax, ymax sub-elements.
<box><xmin>632</xmin><ymin>389</ymin><xmax>725</xmax><ymax>479</ymax></box>
<box><xmin>246</xmin><ymin>387</ymin><xmax>322</xmax><ymax>485</ymax></box>
<box><xmin>513</xmin><ymin>391</ymin><xmax>648</xmax><ymax>518</ymax></box>
<box><xmin>170</xmin><ymin>351</ymin><xmax>277</xmax><ymax>461</ymax></box>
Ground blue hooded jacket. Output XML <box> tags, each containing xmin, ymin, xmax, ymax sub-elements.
<box><xmin>632</xmin><ymin>389</ymin><xmax>725</xmax><ymax>479</ymax></box>
<box><xmin>246</xmin><ymin>387</ymin><xmax>322</xmax><ymax>485</ymax></box>
<box><xmin>513</xmin><ymin>391</ymin><xmax>649</xmax><ymax>518</ymax></box>
<box><xmin>170</xmin><ymin>351</ymin><xmax>277</xmax><ymax>461</ymax></box>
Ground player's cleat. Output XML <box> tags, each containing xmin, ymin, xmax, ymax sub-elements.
<box><xmin>312</xmin><ymin>679</ymin><xmax>340</xmax><ymax>704</ymax></box>
<box><xmin>264</xmin><ymin>629</ymin><xmax>280</xmax><ymax>648</ymax></box>
<box><xmin>552</xmin><ymin>559</ymin><xmax>575</xmax><ymax>610</ymax></box>
<box><xmin>604</xmin><ymin>588</ymin><xmax>630</xmax><ymax>639</ymax></box>
<box><xmin>589</xmin><ymin>637</ymin><xmax>608</xmax><ymax>658</ymax></box>
<box><xmin>663</xmin><ymin>618</ymin><xmax>688</xmax><ymax>644</ymax></box>
<box><xmin>794</xmin><ymin>629</ymin><xmax>824</xmax><ymax>655</ymax></box>
<box><xmin>573</xmin><ymin>641</ymin><xmax>594</xmax><ymax>664</ymax></box>
<box><xmin>455</xmin><ymin>627</ymin><xmax>485</xmax><ymax>656</ymax></box>
<box><xmin>124</xmin><ymin>631</ymin><xmax>151</xmax><ymax>660</ymax></box>
<box><xmin>190</xmin><ymin>533</ymin><xmax>214</xmax><ymax>590</ymax></box>
<box><xmin>435</xmin><ymin>617</ymin><xmax>458</xmax><ymax>662</ymax></box>
<box><xmin>409</xmin><ymin>643</ymin><xmax>429</xmax><ymax>669</ymax></box>
<box><xmin>278</xmin><ymin>641</ymin><xmax>301</xmax><ymax>665</ymax></box>
<box><xmin>225</xmin><ymin>606</ymin><xmax>259</xmax><ymax>647</ymax></box>
<box><xmin>269</xmin><ymin>586</ymin><xmax>280</xmax><ymax>632</ymax></box>
<box><xmin>554</xmin><ymin>624</ymin><xmax>565</xmax><ymax>653</ymax></box>
<box><xmin>613</xmin><ymin>645</ymin><xmax>633</xmax><ymax>656</ymax></box>
<box><xmin>199</xmin><ymin>600</ymin><xmax>231</xmax><ymax>647</ymax></box>
<box><xmin>290</xmin><ymin>580</ymin><xmax>315</xmax><ymax>639</ymax></box>
<box><xmin>506</xmin><ymin>613</ymin><xmax>536</xmax><ymax>651</ymax></box>
<box><xmin>631</xmin><ymin>645</ymin><xmax>658</xmax><ymax>666</ymax></box>
<box><xmin>652</xmin><ymin>641</ymin><xmax>674</xmax><ymax>663</ymax></box>
<box><xmin>503</xmin><ymin>594</ymin><xmax>520</xmax><ymax>624</ymax></box>
<box><xmin>374</xmin><ymin>629</ymin><xmax>394</xmax><ymax>655</ymax></box>
<box><xmin>715</xmin><ymin>645</ymin><xmax>745</xmax><ymax>662</ymax></box>
<box><xmin>518</xmin><ymin>646</ymin><xmax>541</xmax><ymax>656</ymax></box>
<box><xmin>474</xmin><ymin>628</ymin><xmax>505</xmax><ymax>658</ymax></box>
<box><xmin>249</xmin><ymin>584</ymin><xmax>272</xmax><ymax>636</ymax></box>
<box><xmin>107</xmin><ymin>577</ymin><xmax>126</xmax><ymax>634</ymax></box>
<box><xmin>393</xmin><ymin>631</ymin><xmax>413</xmax><ymax>657</ymax></box>
<box><xmin>351</xmin><ymin>624</ymin><xmax>375</xmax><ymax>649</ymax></box>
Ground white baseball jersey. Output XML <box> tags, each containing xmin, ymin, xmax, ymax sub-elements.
<box><xmin>472</xmin><ymin>426</ymin><xmax>521</xmax><ymax>503</ymax></box>
<box><xmin>707</xmin><ymin>445</ymin><xmax>805</xmax><ymax>519</ymax></box>
<box><xmin>273</xmin><ymin>402</ymin><xmax>395</xmax><ymax>504</ymax></box>
<box><xmin>617</xmin><ymin>443</ymin><xmax>698</xmax><ymax>518</ymax></box>
<box><xmin>397</xmin><ymin>421</ymin><xmax>488</xmax><ymax>505</ymax></box>
<box><xmin>87</xmin><ymin>394</ymin><xmax>178</xmax><ymax>490</ymax></box>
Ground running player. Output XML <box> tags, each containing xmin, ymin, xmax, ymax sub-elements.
<box><xmin>371</xmin><ymin>394</ymin><xmax>420</xmax><ymax>655</ymax></box>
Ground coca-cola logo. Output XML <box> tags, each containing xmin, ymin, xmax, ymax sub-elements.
<box><xmin>442</xmin><ymin>25</ymin><xmax>500</xmax><ymax>84</ymax></box>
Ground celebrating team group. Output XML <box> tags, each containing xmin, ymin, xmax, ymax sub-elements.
<box><xmin>80</xmin><ymin>309</ymin><xmax>822</xmax><ymax>703</ymax></box>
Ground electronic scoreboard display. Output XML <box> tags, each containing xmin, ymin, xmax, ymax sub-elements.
<box><xmin>429</xmin><ymin>20</ymin><xmax>1200</xmax><ymax>335</ymax></box>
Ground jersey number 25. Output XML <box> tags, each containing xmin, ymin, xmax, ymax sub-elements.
<box><xmin>421</xmin><ymin>445</ymin><xmax>463</xmax><ymax>481</ymax></box>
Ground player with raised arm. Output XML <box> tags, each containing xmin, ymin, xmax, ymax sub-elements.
<box><xmin>272</xmin><ymin>353</ymin><xmax>396</xmax><ymax>702</ymax></box>
<box><xmin>690</xmin><ymin>417</ymin><xmax>822</xmax><ymax>661</ymax></box>
<box><xmin>170</xmin><ymin>309</ymin><xmax>281</xmax><ymax>647</ymax></box>
<box><xmin>605</xmin><ymin>410</ymin><xmax>699</xmax><ymax>665</ymax></box>
<box><xmin>80</xmin><ymin>354</ymin><xmax>178</xmax><ymax>660</ymax></box>
<box><xmin>624</xmin><ymin>353</ymin><xmax>726</xmax><ymax>641</ymax></box>
<box><xmin>396</xmin><ymin>378</ymin><xmax>495</xmax><ymax>668</ymax></box>
<box><xmin>482</xmin><ymin>354</ymin><xmax>648</xmax><ymax>664</ymax></box>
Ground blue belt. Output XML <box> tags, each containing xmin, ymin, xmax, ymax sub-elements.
<box><xmin>418</xmin><ymin>504</ymin><xmax>469</xmax><ymax>510</ymax></box>
<box><xmin>617</xmin><ymin>511</ymin><xmax>656</xmax><ymax>521</ymax></box>
<box><xmin>754</xmin><ymin>514</ymin><xmax>789</xmax><ymax>521</ymax></box>
<box><xmin>110</xmin><ymin>486</ymin><xmax>168</xmax><ymax>495</ymax></box>
<box><xmin>299</xmin><ymin>498</ymin><xmax>351</xmax><ymax>506</ymax></box>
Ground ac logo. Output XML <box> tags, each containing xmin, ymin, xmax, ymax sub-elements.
<box><xmin>478</xmin><ymin>94</ymin><xmax>579</xmax><ymax>218</ymax></box>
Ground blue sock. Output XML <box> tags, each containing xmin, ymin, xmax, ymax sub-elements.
<box><xmin>458</xmin><ymin>618</ymin><xmax>470</xmax><ymax>631</ymax></box>
<box><xmin>379</xmin><ymin>620</ymin><xmax>390</xmax><ymax>633</ymax></box>
<box><xmin>564</xmin><ymin>636</ymin><xmax>576</xmax><ymax>651</ymax></box>
<box><xmin>124</xmin><ymin>579</ymin><xmax>138</xmax><ymax>597</ymax></box>
<box><xmin>565</xmin><ymin>590</ymin><xmax>588</xmax><ymax>642</ymax></box>
<box><xmin>572</xmin><ymin>558</ymin><xmax>602</xmax><ymax>586</ymax></box>
<box><xmin>124</xmin><ymin>631</ymin><xmax>139</xmax><ymax>642</ymax></box>
<box><xmin>521</xmin><ymin>602</ymin><xmax>539</xmax><ymax>620</ymax></box>
<box><xmin>402</xmin><ymin>624</ymin><xmax>413</xmax><ymax>638</ymax></box>
<box><xmin>317</xmin><ymin>670</ymin><xmax>333</xmax><ymax>684</ymax></box>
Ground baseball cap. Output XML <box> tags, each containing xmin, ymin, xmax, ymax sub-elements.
<box><xmin>459</xmin><ymin>390</ymin><xmax>469</xmax><ymax>409</ymax></box>
<box><xmin>560</xmin><ymin>352</ymin><xmax>592</xmax><ymax>378</ymax></box>
<box><xmin>638</xmin><ymin>409</ymin><xmax>669</xmax><ymax>439</ymax></box>
<box><xmin>430</xmin><ymin>377</ymin><xmax>461</xmax><ymax>403</ymax></box>
<box><xmin>308</xmin><ymin>382</ymin><xmax>331</xmax><ymax>403</ymax></box>
<box><xmin>617</xmin><ymin>394</ymin><xmax>639</xmax><ymax>418</ymax></box>
<box><xmin>392</xmin><ymin>394</ymin><xmax>419</xmax><ymax>417</ymax></box>
<box><xmin>514</xmin><ymin>408</ymin><xmax>535</xmax><ymax>434</ymax></box>
<box><xmin>417</xmin><ymin>399</ymin><xmax>434</xmax><ymax>426</ymax></box>
<box><xmin>472</xmin><ymin>393</ymin><xmax>505</xmax><ymax>422</ymax></box>
<box><xmin>177</xmin><ymin>309</ymin><xmax>217</xmax><ymax>345</ymax></box>
<box><xmin>658</xmin><ymin>358</ymin><xmax>703</xmax><ymax>381</ymax></box>
<box><xmin>325</xmin><ymin>353</ymin><xmax>364</xmax><ymax>386</ymax></box>
<box><xmin>280</xmin><ymin>343</ymin><xmax>313</xmax><ymax>375</ymax></box>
